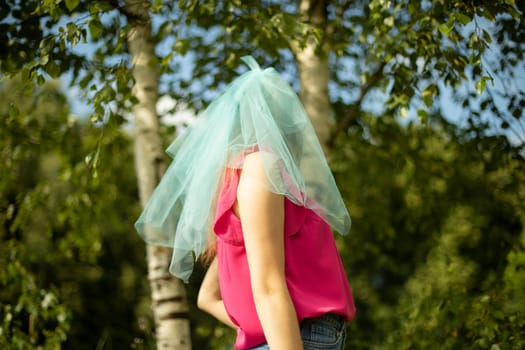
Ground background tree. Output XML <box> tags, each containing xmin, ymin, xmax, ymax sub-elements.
<box><xmin>124</xmin><ymin>1</ymin><xmax>191</xmax><ymax>347</ymax></box>
<box><xmin>331</xmin><ymin>114</ymin><xmax>525</xmax><ymax>349</ymax></box>
<box><xmin>0</xmin><ymin>77</ymin><xmax>153</xmax><ymax>349</ymax></box>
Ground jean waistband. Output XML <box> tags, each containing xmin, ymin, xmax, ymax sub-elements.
<box><xmin>303</xmin><ymin>313</ymin><xmax>344</xmax><ymax>328</ymax></box>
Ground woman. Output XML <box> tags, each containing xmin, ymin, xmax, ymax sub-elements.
<box><xmin>136</xmin><ymin>56</ymin><xmax>355</xmax><ymax>349</ymax></box>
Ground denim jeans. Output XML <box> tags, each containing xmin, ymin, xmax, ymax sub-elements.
<box><xmin>248</xmin><ymin>313</ymin><xmax>347</xmax><ymax>349</ymax></box>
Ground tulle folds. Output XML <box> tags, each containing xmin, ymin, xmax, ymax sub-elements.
<box><xmin>134</xmin><ymin>55</ymin><xmax>351</xmax><ymax>282</ymax></box>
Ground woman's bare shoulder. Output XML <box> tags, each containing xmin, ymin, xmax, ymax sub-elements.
<box><xmin>238</xmin><ymin>151</ymin><xmax>277</xmax><ymax>199</ymax></box>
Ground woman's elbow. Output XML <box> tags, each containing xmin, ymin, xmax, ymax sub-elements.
<box><xmin>197</xmin><ymin>288</ymin><xmax>221</xmax><ymax>313</ymax></box>
<box><xmin>251</xmin><ymin>278</ymin><xmax>289</xmax><ymax>303</ymax></box>
<box><xmin>197</xmin><ymin>290</ymin><xmax>211</xmax><ymax>311</ymax></box>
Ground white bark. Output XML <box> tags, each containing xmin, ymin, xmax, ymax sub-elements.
<box><xmin>294</xmin><ymin>0</ymin><xmax>333</xmax><ymax>152</ymax></box>
<box><xmin>125</xmin><ymin>1</ymin><xmax>191</xmax><ymax>349</ymax></box>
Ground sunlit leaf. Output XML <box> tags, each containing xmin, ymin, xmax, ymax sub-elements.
<box><xmin>88</xmin><ymin>19</ymin><xmax>104</xmax><ymax>40</ymax></box>
<box><xmin>454</xmin><ymin>13</ymin><xmax>471</xmax><ymax>26</ymax></box>
<box><xmin>65</xmin><ymin>0</ymin><xmax>80</xmax><ymax>12</ymax></box>
<box><xmin>400</xmin><ymin>106</ymin><xmax>408</xmax><ymax>118</ymax></box>
<box><xmin>439</xmin><ymin>22</ymin><xmax>455</xmax><ymax>35</ymax></box>
<box><xmin>475</xmin><ymin>76</ymin><xmax>493</xmax><ymax>94</ymax></box>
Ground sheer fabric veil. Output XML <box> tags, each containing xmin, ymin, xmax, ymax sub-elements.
<box><xmin>135</xmin><ymin>56</ymin><xmax>351</xmax><ymax>282</ymax></box>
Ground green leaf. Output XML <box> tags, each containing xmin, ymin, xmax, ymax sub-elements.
<box><xmin>422</xmin><ymin>84</ymin><xmax>437</xmax><ymax>98</ymax></box>
<box><xmin>454</xmin><ymin>13</ymin><xmax>471</xmax><ymax>26</ymax></box>
<box><xmin>482</xmin><ymin>30</ymin><xmax>492</xmax><ymax>44</ymax></box>
<box><xmin>384</xmin><ymin>16</ymin><xmax>394</xmax><ymax>27</ymax></box>
<box><xmin>507</xmin><ymin>6</ymin><xmax>520</xmax><ymax>19</ymax></box>
<box><xmin>65</xmin><ymin>0</ymin><xmax>80</xmax><ymax>12</ymax></box>
<box><xmin>45</xmin><ymin>61</ymin><xmax>61</xmax><ymax>78</ymax></box>
<box><xmin>88</xmin><ymin>19</ymin><xmax>104</xmax><ymax>40</ymax></box>
<box><xmin>400</xmin><ymin>106</ymin><xmax>408</xmax><ymax>118</ymax></box>
<box><xmin>9</xmin><ymin>103</ymin><xmax>19</xmax><ymax>119</ymax></box>
<box><xmin>173</xmin><ymin>39</ymin><xmax>190</xmax><ymax>55</ymax></box>
<box><xmin>475</xmin><ymin>76</ymin><xmax>493</xmax><ymax>95</ymax></box>
<box><xmin>40</xmin><ymin>54</ymin><xmax>50</xmax><ymax>65</ymax></box>
<box><xmin>422</xmin><ymin>84</ymin><xmax>437</xmax><ymax>107</ymax></box>
<box><xmin>417</xmin><ymin>109</ymin><xmax>428</xmax><ymax>121</ymax></box>
<box><xmin>439</xmin><ymin>22</ymin><xmax>455</xmax><ymax>35</ymax></box>
<box><xmin>37</xmin><ymin>75</ymin><xmax>46</xmax><ymax>86</ymax></box>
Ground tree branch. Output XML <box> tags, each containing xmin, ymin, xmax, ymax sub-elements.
<box><xmin>328</xmin><ymin>61</ymin><xmax>386</xmax><ymax>147</ymax></box>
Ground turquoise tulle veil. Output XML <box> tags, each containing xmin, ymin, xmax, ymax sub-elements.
<box><xmin>135</xmin><ymin>56</ymin><xmax>351</xmax><ymax>282</ymax></box>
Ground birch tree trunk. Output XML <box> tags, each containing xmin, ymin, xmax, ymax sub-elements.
<box><xmin>124</xmin><ymin>2</ymin><xmax>192</xmax><ymax>349</ymax></box>
<box><xmin>293</xmin><ymin>0</ymin><xmax>332</xmax><ymax>151</ymax></box>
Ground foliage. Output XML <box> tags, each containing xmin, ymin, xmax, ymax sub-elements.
<box><xmin>0</xmin><ymin>78</ymin><xmax>152</xmax><ymax>349</ymax></box>
<box><xmin>5</xmin><ymin>1</ymin><xmax>522</xmax><ymax>135</ymax></box>
<box><xmin>1</xmin><ymin>250</ymin><xmax>70</xmax><ymax>349</ymax></box>
<box><xmin>332</xmin><ymin>115</ymin><xmax>525</xmax><ymax>349</ymax></box>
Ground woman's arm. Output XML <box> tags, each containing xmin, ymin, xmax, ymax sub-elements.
<box><xmin>236</xmin><ymin>152</ymin><xmax>303</xmax><ymax>350</ymax></box>
<box><xmin>197</xmin><ymin>258</ymin><xmax>237</xmax><ymax>329</ymax></box>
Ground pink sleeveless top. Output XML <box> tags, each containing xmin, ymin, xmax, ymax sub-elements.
<box><xmin>213</xmin><ymin>169</ymin><xmax>356</xmax><ymax>349</ymax></box>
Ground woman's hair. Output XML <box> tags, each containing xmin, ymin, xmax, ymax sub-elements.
<box><xmin>199</xmin><ymin>234</ymin><xmax>216</xmax><ymax>265</ymax></box>
<box><xmin>200</xmin><ymin>167</ymin><xmax>237</xmax><ymax>265</ymax></box>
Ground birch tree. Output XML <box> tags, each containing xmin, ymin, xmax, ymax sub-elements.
<box><xmin>123</xmin><ymin>2</ymin><xmax>191</xmax><ymax>349</ymax></box>
<box><xmin>293</xmin><ymin>0</ymin><xmax>333</xmax><ymax>149</ymax></box>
